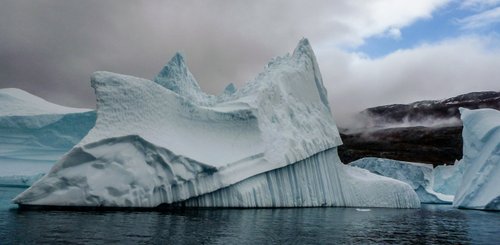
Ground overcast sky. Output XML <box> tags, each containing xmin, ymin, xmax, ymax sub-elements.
<box><xmin>1</xmin><ymin>0</ymin><xmax>499</xmax><ymax>126</ymax></box>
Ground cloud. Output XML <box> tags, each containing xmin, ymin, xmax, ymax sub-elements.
<box><xmin>4</xmin><ymin>0</ymin><xmax>496</xmax><ymax>129</ymax></box>
<box><xmin>457</xmin><ymin>6</ymin><xmax>500</xmax><ymax>29</ymax></box>
<box><xmin>0</xmin><ymin>0</ymin><xmax>450</xmax><ymax>106</ymax></box>
<box><xmin>460</xmin><ymin>0</ymin><xmax>500</xmax><ymax>10</ymax></box>
<box><xmin>321</xmin><ymin>36</ymin><xmax>500</xmax><ymax>127</ymax></box>
<box><xmin>387</xmin><ymin>27</ymin><xmax>402</xmax><ymax>40</ymax></box>
<box><xmin>329</xmin><ymin>0</ymin><xmax>450</xmax><ymax>45</ymax></box>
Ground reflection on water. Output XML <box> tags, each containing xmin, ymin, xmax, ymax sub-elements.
<box><xmin>1</xmin><ymin>187</ymin><xmax>499</xmax><ymax>244</ymax></box>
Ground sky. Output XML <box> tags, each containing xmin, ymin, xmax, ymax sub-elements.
<box><xmin>0</xmin><ymin>0</ymin><xmax>499</xmax><ymax>127</ymax></box>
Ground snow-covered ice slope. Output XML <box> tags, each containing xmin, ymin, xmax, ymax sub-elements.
<box><xmin>14</xmin><ymin>39</ymin><xmax>419</xmax><ymax>208</ymax></box>
<box><xmin>453</xmin><ymin>108</ymin><xmax>500</xmax><ymax>210</ymax></box>
<box><xmin>0</xmin><ymin>88</ymin><xmax>95</xmax><ymax>180</ymax></box>
<box><xmin>349</xmin><ymin>158</ymin><xmax>453</xmax><ymax>204</ymax></box>
<box><xmin>0</xmin><ymin>88</ymin><xmax>91</xmax><ymax>116</ymax></box>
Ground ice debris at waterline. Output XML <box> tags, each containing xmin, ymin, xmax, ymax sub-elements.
<box><xmin>0</xmin><ymin>88</ymin><xmax>95</xmax><ymax>178</ymax></box>
<box><xmin>14</xmin><ymin>39</ymin><xmax>420</xmax><ymax>208</ymax></box>
<box><xmin>349</xmin><ymin>158</ymin><xmax>453</xmax><ymax>204</ymax></box>
<box><xmin>453</xmin><ymin>108</ymin><xmax>500</xmax><ymax>211</ymax></box>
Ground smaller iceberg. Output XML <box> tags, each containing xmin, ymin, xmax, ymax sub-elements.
<box><xmin>350</xmin><ymin>158</ymin><xmax>453</xmax><ymax>204</ymax></box>
<box><xmin>453</xmin><ymin>108</ymin><xmax>500</xmax><ymax>211</ymax></box>
<box><xmin>0</xmin><ymin>88</ymin><xmax>96</xmax><ymax>177</ymax></box>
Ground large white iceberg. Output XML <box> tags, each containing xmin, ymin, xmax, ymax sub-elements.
<box><xmin>349</xmin><ymin>158</ymin><xmax>453</xmax><ymax>204</ymax></box>
<box><xmin>453</xmin><ymin>108</ymin><xmax>500</xmax><ymax>210</ymax></box>
<box><xmin>0</xmin><ymin>88</ymin><xmax>95</xmax><ymax>184</ymax></box>
<box><xmin>14</xmin><ymin>39</ymin><xmax>419</xmax><ymax>208</ymax></box>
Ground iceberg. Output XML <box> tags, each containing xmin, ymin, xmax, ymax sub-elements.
<box><xmin>349</xmin><ymin>158</ymin><xmax>453</xmax><ymax>204</ymax></box>
<box><xmin>453</xmin><ymin>108</ymin><xmax>500</xmax><ymax>210</ymax></box>
<box><xmin>14</xmin><ymin>39</ymin><xmax>420</xmax><ymax>208</ymax></box>
<box><xmin>0</xmin><ymin>88</ymin><xmax>95</xmax><ymax>178</ymax></box>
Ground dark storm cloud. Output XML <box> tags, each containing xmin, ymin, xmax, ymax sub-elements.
<box><xmin>0</xmin><ymin>0</ymin><xmax>346</xmax><ymax>108</ymax></box>
<box><xmin>1</xmin><ymin>1</ymin><xmax>498</xmax><ymax>127</ymax></box>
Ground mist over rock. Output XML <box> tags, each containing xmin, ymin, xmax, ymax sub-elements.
<box><xmin>356</xmin><ymin>91</ymin><xmax>500</xmax><ymax>129</ymax></box>
<box><xmin>339</xmin><ymin>126</ymin><xmax>463</xmax><ymax>165</ymax></box>
<box><xmin>339</xmin><ymin>91</ymin><xmax>500</xmax><ymax>165</ymax></box>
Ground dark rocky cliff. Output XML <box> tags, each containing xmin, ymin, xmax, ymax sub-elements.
<box><xmin>338</xmin><ymin>91</ymin><xmax>500</xmax><ymax>165</ymax></box>
<box><xmin>338</xmin><ymin>126</ymin><xmax>462</xmax><ymax>166</ymax></box>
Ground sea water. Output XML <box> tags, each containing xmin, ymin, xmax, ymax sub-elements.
<box><xmin>1</xmin><ymin>187</ymin><xmax>499</xmax><ymax>244</ymax></box>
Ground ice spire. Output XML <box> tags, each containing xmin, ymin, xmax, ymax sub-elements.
<box><xmin>154</xmin><ymin>53</ymin><xmax>216</xmax><ymax>104</ymax></box>
<box><xmin>293</xmin><ymin>38</ymin><xmax>330</xmax><ymax>111</ymax></box>
<box><xmin>223</xmin><ymin>83</ymin><xmax>237</xmax><ymax>95</ymax></box>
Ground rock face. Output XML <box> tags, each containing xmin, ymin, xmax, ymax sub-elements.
<box><xmin>339</xmin><ymin>91</ymin><xmax>500</xmax><ymax>165</ymax></box>
<box><xmin>0</xmin><ymin>88</ymin><xmax>95</xmax><ymax>181</ymax></box>
<box><xmin>359</xmin><ymin>91</ymin><xmax>500</xmax><ymax>128</ymax></box>
<box><xmin>14</xmin><ymin>39</ymin><xmax>420</xmax><ymax>209</ymax></box>
<box><xmin>453</xmin><ymin>108</ymin><xmax>500</xmax><ymax>211</ymax></box>
<box><xmin>339</xmin><ymin>126</ymin><xmax>462</xmax><ymax>165</ymax></box>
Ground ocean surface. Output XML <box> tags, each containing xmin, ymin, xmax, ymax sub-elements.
<box><xmin>1</xmin><ymin>186</ymin><xmax>499</xmax><ymax>244</ymax></box>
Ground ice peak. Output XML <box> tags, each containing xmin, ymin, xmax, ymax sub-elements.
<box><xmin>154</xmin><ymin>52</ymin><xmax>203</xmax><ymax>95</ymax></box>
<box><xmin>291</xmin><ymin>38</ymin><xmax>331</xmax><ymax>111</ymax></box>
<box><xmin>223</xmin><ymin>83</ymin><xmax>237</xmax><ymax>95</ymax></box>
<box><xmin>170</xmin><ymin>52</ymin><xmax>187</xmax><ymax>68</ymax></box>
<box><xmin>293</xmin><ymin>38</ymin><xmax>314</xmax><ymax>57</ymax></box>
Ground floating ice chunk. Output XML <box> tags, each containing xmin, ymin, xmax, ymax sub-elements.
<box><xmin>453</xmin><ymin>108</ymin><xmax>500</xmax><ymax>211</ymax></box>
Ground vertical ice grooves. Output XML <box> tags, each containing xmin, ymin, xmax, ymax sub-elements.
<box><xmin>178</xmin><ymin>148</ymin><xmax>419</xmax><ymax>208</ymax></box>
